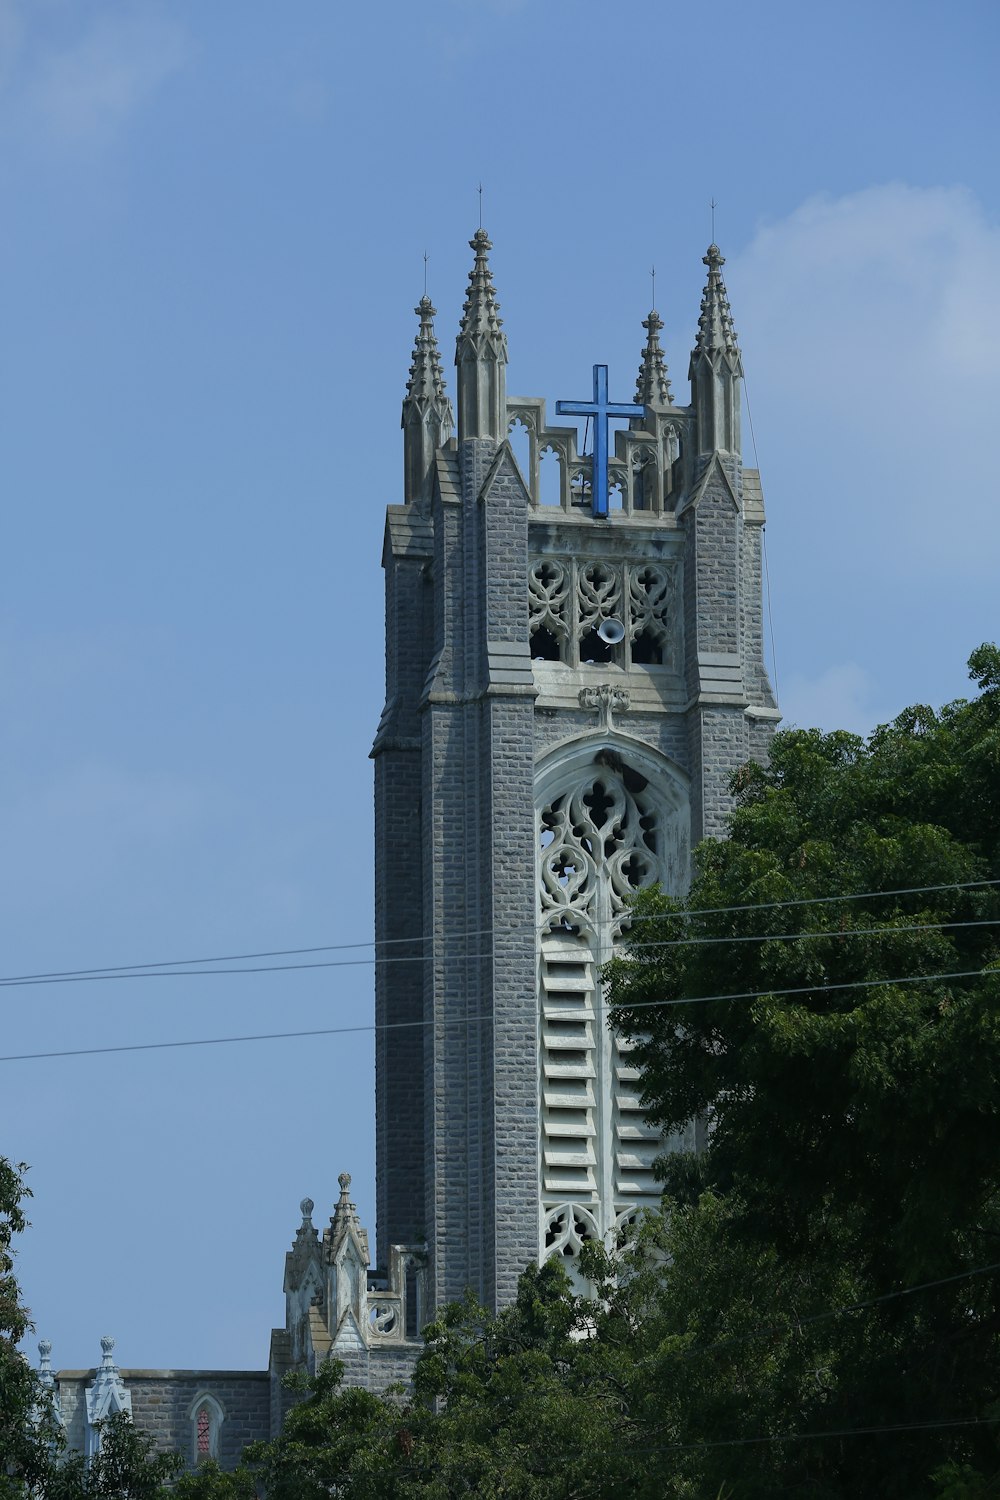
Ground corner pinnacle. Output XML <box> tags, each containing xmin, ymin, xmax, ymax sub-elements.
<box><xmin>635</xmin><ymin>309</ymin><xmax>673</xmax><ymax>407</ymax></box>
<box><xmin>693</xmin><ymin>243</ymin><xmax>741</xmax><ymax>362</ymax></box>
<box><xmin>404</xmin><ymin>296</ymin><xmax>452</xmax><ymax>419</ymax></box>
<box><xmin>456</xmin><ymin>228</ymin><xmax>507</xmax><ymax>363</ymax></box>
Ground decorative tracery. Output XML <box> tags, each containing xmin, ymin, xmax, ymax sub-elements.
<box><xmin>527</xmin><ymin>556</ymin><xmax>677</xmax><ymax>668</ymax></box>
<box><xmin>528</xmin><ymin>559</ymin><xmax>569</xmax><ymax>660</ymax></box>
<box><xmin>537</xmin><ymin>749</ymin><xmax>679</xmax><ymax>1276</ymax></box>
<box><xmin>628</xmin><ymin>563</ymin><xmax>673</xmax><ymax>666</ymax></box>
<box><xmin>539</xmin><ymin>760</ymin><xmax>659</xmax><ymax>936</ymax></box>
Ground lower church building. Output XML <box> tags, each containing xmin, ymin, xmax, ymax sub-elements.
<box><xmin>43</xmin><ymin>228</ymin><xmax>779</xmax><ymax>1465</ymax></box>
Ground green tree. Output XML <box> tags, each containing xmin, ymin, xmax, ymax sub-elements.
<box><xmin>176</xmin><ymin>1260</ymin><xmax>640</xmax><ymax>1500</ymax></box>
<box><xmin>45</xmin><ymin>1414</ymin><xmax>180</xmax><ymax>1500</ymax></box>
<box><xmin>1</xmin><ymin>1158</ymin><xmax>53</xmax><ymax>1499</ymax></box>
<box><xmin>0</xmin><ymin>1156</ymin><xmax>179</xmax><ymax>1500</ymax></box>
<box><xmin>606</xmin><ymin>645</ymin><xmax>1000</xmax><ymax>1497</ymax></box>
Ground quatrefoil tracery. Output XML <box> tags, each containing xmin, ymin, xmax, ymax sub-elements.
<box><xmin>539</xmin><ymin>766</ymin><xmax>660</xmax><ymax>934</ymax></box>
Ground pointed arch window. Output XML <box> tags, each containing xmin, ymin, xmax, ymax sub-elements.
<box><xmin>189</xmin><ymin>1393</ymin><xmax>224</xmax><ymax>1465</ymax></box>
<box><xmin>535</xmin><ymin>743</ymin><xmax>691</xmax><ymax>1270</ymax></box>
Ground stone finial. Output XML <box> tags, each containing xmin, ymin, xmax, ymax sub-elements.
<box><xmin>284</xmin><ymin>1196</ymin><xmax>321</xmax><ymax>1294</ymax></box>
<box><xmin>455</xmin><ymin>227</ymin><xmax>508</xmax><ymax>442</ymax></box>
<box><xmin>402</xmin><ymin>297</ymin><xmax>454</xmax><ymax>503</ymax></box>
<box><xmin>38</xmin><ymin>1340</ymin><xmax>54</xmax><ymax>1386</ymax></box>
<box><xmin>99</xmin><ymin>1336</ymin><xmax>115</xmax><ymax>1363</ymax></box>
<box><xmin>291</xmin><ymin>1197</ymin><xmax>318</xmax><ymax>1247</ymax></box>
<box><xmin>338</xmin><ymin>1171</ymin><xmax>351</xmax><ymax>1197</ymax></box>
<box><xmin>635</xmin><ymin>309</ymin><xmax>673</xmax><ymax>407</ymax></box>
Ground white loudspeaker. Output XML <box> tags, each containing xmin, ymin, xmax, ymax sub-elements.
<box><xmin>597</xmin><ymin>617</ymin><xmax>625</xmax><ymax>645</ymax></box>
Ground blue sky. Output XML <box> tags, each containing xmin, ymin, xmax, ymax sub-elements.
<box><xmin>1</xmin><ymin>0</ymin><xmax>997</xmax><ymax>1371</ymax></box>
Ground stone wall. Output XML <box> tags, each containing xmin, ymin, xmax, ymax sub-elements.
<box><xmin>55</xmin><ymin>1369</ymin><xmax>270</xmax><ymax>1472</ymax></box>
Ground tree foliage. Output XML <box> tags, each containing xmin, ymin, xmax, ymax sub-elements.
<box><xmin>1</xmin><ymin>1157</ymin><xmax>47</xmax><ymax>1500</ymax></box>
<box><xmin>605</xmin><ymin>644</ymin><xmax>1000</xmax><ymax>1496</ymax></box>
<box><xmin>11</xmin><ymin>649</ymin><xmax>1000</xmax><ymax>1497</ymax></box>
<box><xmin>0</xmin><ymin>1157</ymin><xmax>180</xmax><ymax>1500</ymax></box>
<box><xmin>176</xmin><ymin>1259</ymin><xmax>636</xmax><ymax>1499</ymax></box>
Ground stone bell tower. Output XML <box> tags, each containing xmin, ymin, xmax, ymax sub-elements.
<box><xmin>372</xmin><ymin>232</ymin><xmax>779</xmax><ymax>1314</ymax></box>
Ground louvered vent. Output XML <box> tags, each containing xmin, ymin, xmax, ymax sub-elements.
<box><xmin>537</xmin><ymin>756</ymin><xmax>675</xmax><ymax>1263</ymax></box>
<box><xmin>539</xmin><ymin>928</ymin><xmax>597</xmax><ymax>1199</ymax></box>
<box><xmin>613</xmin><ymin>1034</ymin><xmax>660</xmax><ymax>1200</ymax></box>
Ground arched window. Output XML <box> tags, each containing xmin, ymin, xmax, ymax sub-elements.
<box><xmin>536</xmin><ymin>741</ymin><xmax>690</xmax><ymax>1270</ymax></box>
<box><xmin>189</xmin><ymin>1393</ymin><xmax>224</xmax><ymax>1465</ymax></box>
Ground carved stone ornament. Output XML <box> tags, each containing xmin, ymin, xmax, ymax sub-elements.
<box><xmin>578</xmin><ymin>683</ymin><xmax>630</xmax><ymax>730</ymax></box>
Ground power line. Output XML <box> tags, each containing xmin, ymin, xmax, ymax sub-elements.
<box><xmin>0</xmin><ymin>936</ymin><xmax>418</xmax><ymax>985</ymax></box>
<box><xmin>672</xmin><ymin>1259</ymin><xmax>1000</xmax><ymax>1365</ymax></box>
<box><xmin>2</xmin><ymin>880</ymin><xmax>997</xmax><ymax>990</ymax></box>
<box><xmin>617</xmin><ymin>1414</ymin><xmax>1000</xmax><ymax>1456</ymax></box>
<box><xmin>665</xmin><ymin>876</ymin><xmax>1000</xmax><ymax>924</ymax></box>
<box><xmin>624</xmin><ymin>915</ymin><xmax>1000</xmax><ymax>956</ymax></box>
<box><xmin>614</xmin><ymin>966</ymin><xmax>991</xmax><ymax>1016</ymax></box>
<box><xmin>2</xmin><ymin>964</ymin><xmax>995</xmax><ymax>1064</ymax></box>
<box><xmin>1</xmin><ymin>919</ymin><xmax>997</xmax><ymax>992</ymax></box>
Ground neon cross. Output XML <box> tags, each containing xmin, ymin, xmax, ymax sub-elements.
<box><xmin>556</xmin><ymin>365</ymin><xmax>645</xmax><ymax>519</ymax></box>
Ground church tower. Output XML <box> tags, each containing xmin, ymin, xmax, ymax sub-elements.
<box><xmin>372</xmin><ymin>233</ymin><xmax>779</xmax><ymax>1314</ymax></box>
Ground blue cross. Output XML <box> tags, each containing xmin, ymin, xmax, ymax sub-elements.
<box><xmin>556</xmin><ymin>365</ymin><xmax>645</xmax><ymax>518</ymax></box>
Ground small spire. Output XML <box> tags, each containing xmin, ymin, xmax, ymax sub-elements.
<box><xmin>402</xmin><ymin>295</ymin><xmax>454</xmax><ymax>502</ymax></box>
<box><xmin>689</xmin><ymin>244</ymin><xmax>743</xmax><ymax>456</ymax></box>
<box><xmin>693</xmin><ymin>244</ymin><xmax>741</xmax><ymax>361</ymax></box>
<box><xmin>85</xmin><ymin>1336</ymin><xmax>131</xmax><ymax>1453</ymax></box>
<box><xmin>327</xmin><ymin>1170</ymin><xmax>369</xmax><ymax>1264</ymax></box>
<box><xmin>455</xmin><ymin>228</ymin><xmax>508</xmax><ymax>442</ymax></box>
<box><xmin>404</xmin><ymin>297</ymin><xmax>452</xmax><ymax>424</ymax></box>
<box><xmin>635</xmin><ymin>309</ymin><xmax>673</xmax><ymax>407</ymax></box>
<box><xmin>456</xmin><ymin>229</ymin><xmax>507</xmax><ymax>364</ymax></box>
<box><xmin>284</xmin><ymin>1196</ymin><xmax>320</xmax><ymax>1294</ymax></box>
<box><xmin>38</xmin><ymin>1340</ymin><xmax>55</xmax><ymax>1388</ymax></box>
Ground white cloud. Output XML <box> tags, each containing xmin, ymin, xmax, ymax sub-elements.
<box><xmin>730</xmin><ymin>184</ymin><xmax>1000</xmax><ymax>576</ymax></box>
<box><xmin>14</xmin><ymin>5</ymin><xmax>188</xmax><ymax>146</ymax></box>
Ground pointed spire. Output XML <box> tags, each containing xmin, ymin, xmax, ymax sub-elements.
<box><xmin>403</xmin><ymin>298</ymin><xmax>452</xmax><ymax>423</ymax></box>
<box><xmin>689</xmin><ymin>244</ymin><xmax>743</xmax><ymax>456</ymax></box>
<box><xmin>402</xmin><ymin>297</ymin><xmax>453</xmax><ymax>503</ymax></box>
<box><xmin>284</xmin><ymin>1196</ymin><xmax>321</xmax><ymax>1294</ymax></box>
<box><xmin>457</xmin><ymin>228</ymin><xmax>506</xmax><ymax>357</ymax></box>
<box><xmin>635</xmin><ymin>309</ymin><xmax>673</xmax><ymax>407</ymax></box>
<box><xmin>692</xmin><ymin>245</ymin><xmax>742</xmax><ymax>364</ymax></box>
<box><xmin>35</xmin><ymin>1341</ymin><xmax>62</xmax><ymax>1434</ymax></box>
<box><xmin>455</xmin><ymin>228</ymin><xmax>508</xmax><ymax>442</ymax></box>
<box><xmin>84</xmin><ymin>1337</ymin><xmax>131</xmax><ymax>1455</ymax></box>
<box><xmin>327</xmin><ymin>1171</ymin><xmax>369</xmax><ymax>1265</ymax></box>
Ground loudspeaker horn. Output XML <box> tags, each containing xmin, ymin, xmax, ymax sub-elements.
<box><xmin>597</xmin><ymin>616</ymin><xmax>626</xmax><ymax>645</ymax></box>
